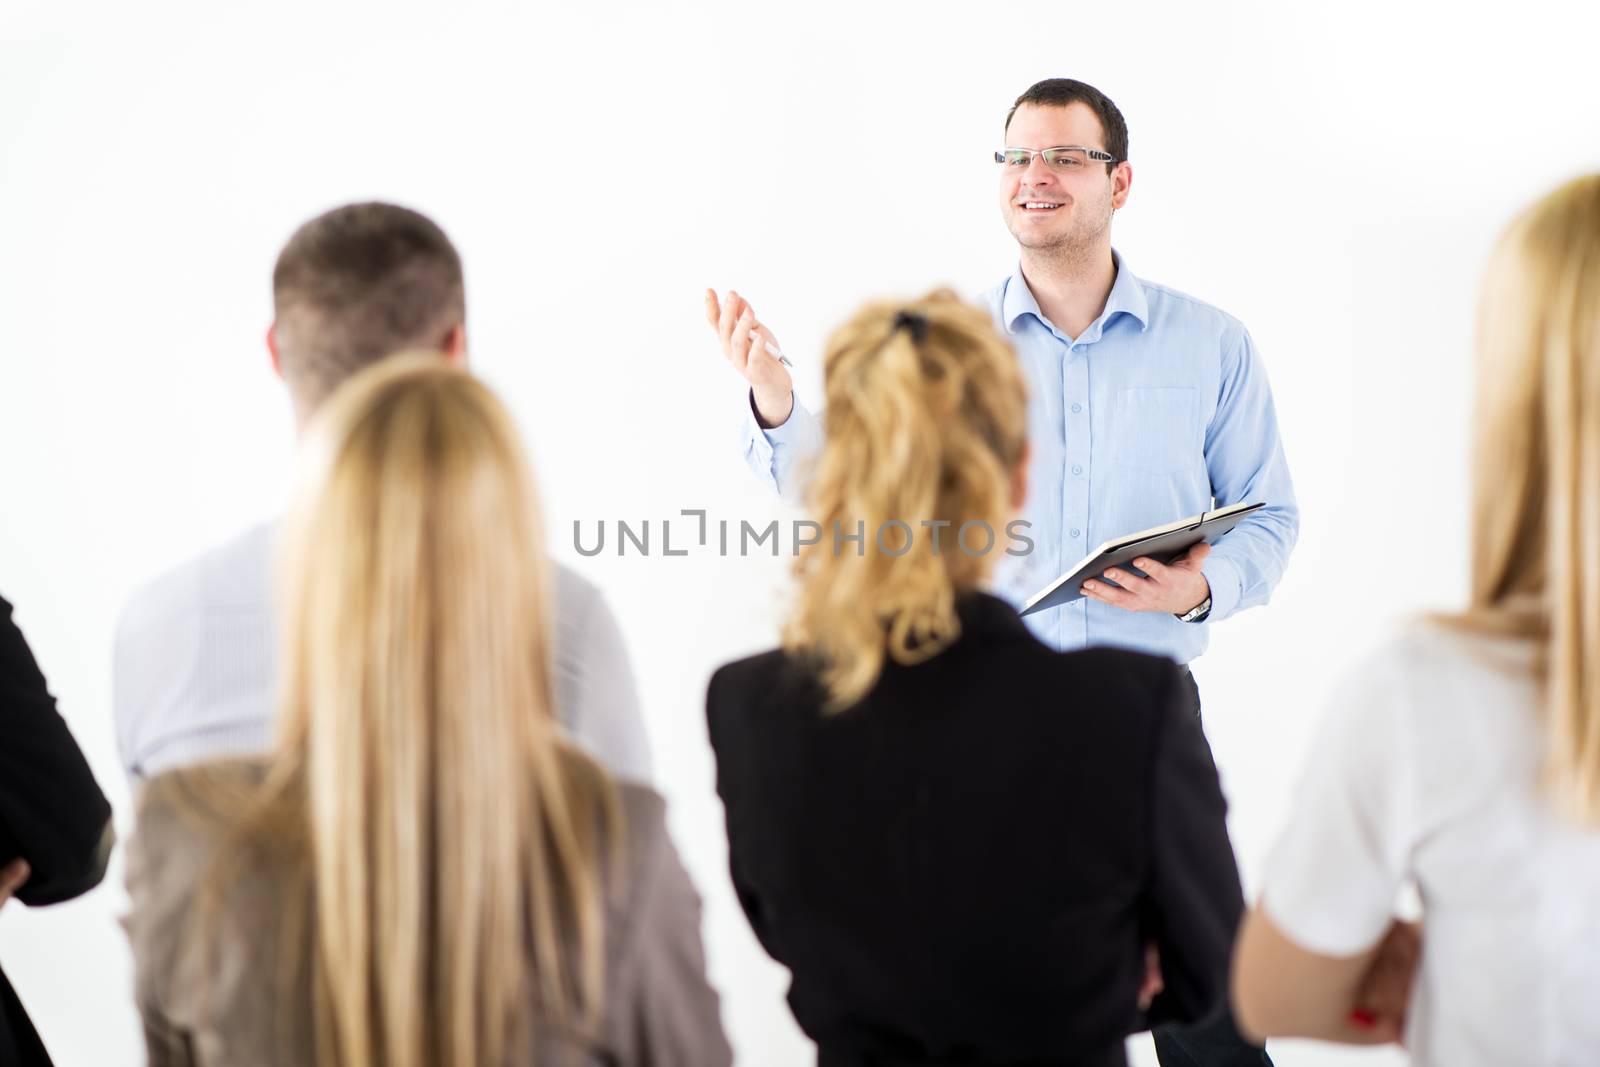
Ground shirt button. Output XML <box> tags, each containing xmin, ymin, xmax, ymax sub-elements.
<box><xmin>1070</xmin><ymin>403</ymin><xmax>1082</xmax><ymax>413</ymax></box>
<box><xmin>1071</xmin><ymin>465</ymin><xmax>1083</xmax><ymax>475</ymax></box>
<box><xmin>1070</xmin><ymin>528</ymin><xmax>1081</xmax><ymax>538</ymax></box>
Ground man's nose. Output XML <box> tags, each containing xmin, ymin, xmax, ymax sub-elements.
<box><xmin>1023</xmin><ymin>151</ymin><xmax>1055</xmax><ymax>184</ymax></box>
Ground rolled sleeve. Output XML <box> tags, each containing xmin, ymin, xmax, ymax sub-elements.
<box><xmin>1198</xmin><ymin>551</ymin><xmax>1243</xmax><ymax>624</ymax></box>
<box><xmin>739</xmin><ymin>389</ymin><xmax>822</xmax><ymax>506</ymax></box>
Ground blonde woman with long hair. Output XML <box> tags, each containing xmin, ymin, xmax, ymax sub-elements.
<box><xmin>1232</xmin><ymin>175</ymin><xmax>1600</xmax><ymax>1064</ymax></box>
<box><xmin>123</xmin><ymin>358</ymin><xmax>730</xmax><ymax>1067</ymax></box>
<box><xmin>707</xmin><ymin>292</ymin><xmax>1247</xmax><ymax>1067</ymax></box>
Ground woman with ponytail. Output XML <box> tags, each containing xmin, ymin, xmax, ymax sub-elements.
<box><xmin>123</xmin><ymin>358</ymin><xmax>731</xmax><ymax>1067</ymax></box>
<box><xmin>1232</xmin><ymin>176</ymin><xmax>1600</xmax><ymax>1064</ymax></box>
<box><xmin>708</xmin><ymin>291</ymin><xmax>1246</xmax><ymax>1066</ymax></box>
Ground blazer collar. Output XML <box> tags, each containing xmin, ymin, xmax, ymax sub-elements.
<box><xmin>955</xmin><ymin>590</ymin><xmax>1033</xmax><ymax>641</ymax></box>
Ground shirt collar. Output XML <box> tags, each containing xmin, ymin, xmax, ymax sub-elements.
<box><xmin>1001</xmin><ymin>248</ymin><xmax>1150</xmax><ymax>338</ymax></box>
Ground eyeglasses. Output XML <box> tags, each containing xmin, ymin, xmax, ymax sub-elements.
<box><xmin>995</xmin><ymin>146</ymin><xmax>1117</xmax><ymax>171</ymax></box>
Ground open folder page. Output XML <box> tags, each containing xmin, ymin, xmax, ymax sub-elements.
<box><xmin>1020</xmin><ymin>501</ymin><xmax>1266</xmax><ymax>617</ymax></box>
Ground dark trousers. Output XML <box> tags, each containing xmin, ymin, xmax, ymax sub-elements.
<box><xmin>1153</xmin><ymin>670</ymin><xmax>1273</xmax><ymax>1067</ymax></box>
<box><xmin>1152</xmin><ymin>1006</ymin><xmax>1271</xmax><ymax>1067</ymax></box>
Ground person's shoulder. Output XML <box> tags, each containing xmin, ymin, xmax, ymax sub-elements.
<box><xmin>552</xmin><ymin>745</ymin><xmax>661</xmax><ymax>851</ymax></box>
<box><xmin>1137</xmin><ymin>275</ymin><xmax>1243</xmax><ymax>324</ymax></box>
<box><xmin>125</xmin><ymin>758</ymin><xmax>296</xmax><ymax>1028</ymax></box>
<box><xmin>550</xmin><ymin>558</ymin><xmax>601</xmax><ymax>610</ymax></box>
<box><xmin>1347</xmin><ymin>619</ymin><xmax>1539</xmax><ymax>732</ymax></box>
<box><xmin>705</xmin><ymin>647</ymin><xmax>814</xmax><ymax>750</ymax></box>
<box><xmin>706</xmin><ymin>647</ymin><xmax>804</xmax><ymax>715</ymax></box>
<box><xmin>136</xmin><ymin>759</ymin><xmax>272</xmax><ymax>847</ymax></box>
<box><xmin>118</xmin><ymin>521</ymin><xmax>276</xmax><ymax>640</ymax></box>
<box><xmin>1032</xmin><ymin>642</ymin><xmax>1183</xmax><ymax>694</ymax></box>
<box><xmin>596</xmin><ymin>778</ymin><xmax>672</xmax><ymax>923</ymax></box>
<box><xmin>614</xmin><ymin>780</ymin><xmax>669</xmax><ymax>851</ymax></box>
<box><xmin>1135</xmin><ymin>275</ymin><xmax>1249</xmax><ymax>344</ymax></box>
<box><xmin>1044</xmin><ymin>644</ymin><xmax>1187</xmax><ymax>722</ymax></box>
<box><xmin>548</xmin><ymin>561</ymin><xmax>631</xmax><ymax>656</ymax></box>
<box><xmin>127</xmin><ymin>759</ymin><xmax>276</xmax><ymax>931</ymax></box>
<box><xmin>959</xmin><ymin>632</ymin><xmax>1186</xmax><ymax>744</ymax></box>
<box><xmin>708</xmin><ymin>646</ymin><xmax>792</xmax><ymax>692</ymax></box>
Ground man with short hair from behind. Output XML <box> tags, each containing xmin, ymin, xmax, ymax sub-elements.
<box><xmin>115</xmin><ymin>202</ymin><xmax>654</xmax><ymax>786</ymax></box>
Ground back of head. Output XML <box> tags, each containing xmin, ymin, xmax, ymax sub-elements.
<box><xmin>784</xmin><ymin>290</ymin><xmax>1028</xmax><ymax>710</ymax></box>
<box><xmin>1461</xmin><ymin>173</ymin><xmax>1600</xmax><ymax>823</ymax></box>
<box><xmin>272</xmin><ymin>202</ymin><xmax>465</xmax><ymax>416</ymax></box>
<box><xmin>272</xmin><ymin>357</ymin><xmax>613</xmax><ymax>1067</ymax></box>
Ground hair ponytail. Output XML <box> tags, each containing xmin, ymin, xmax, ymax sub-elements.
<box><xmin>784</xmin><ymin>291</ymin><xmax>1028</xmax><ymax>710</ymax></box>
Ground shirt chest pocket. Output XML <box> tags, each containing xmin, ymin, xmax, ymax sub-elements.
<box><xmin>1111</xmin><ymin>387</ymin><xmax>1200</xmax><ymax>475</ymax></box>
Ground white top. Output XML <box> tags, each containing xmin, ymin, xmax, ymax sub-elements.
<box><xmin>1261</xmin><ymin>624</ymin><xmax>1600</xmax><ymax>1067</ymax></box>
<box><xmin>114</xmin><ymin>521</ymin><xmax>654</xmax><ymax>785</ymax></box>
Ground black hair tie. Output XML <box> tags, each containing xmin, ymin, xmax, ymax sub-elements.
<box><xmin>892</xmin><ymin>309</ymin><xmax>929</xmax><ymax>344</ymax></box>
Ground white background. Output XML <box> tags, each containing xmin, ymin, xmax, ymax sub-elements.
<box><xmin>3</xmin><ymin>1</ymin><xmax>1598</xmax><ymax>1063</ymax></box>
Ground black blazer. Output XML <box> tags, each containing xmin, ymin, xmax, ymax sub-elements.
<box><xmin>0</xmin><ymin>595</ymin><xmax>114</xmax><ymax>1067</ymax></box>
<box><xmin>707</xmin><ymin>593</ymin><xmax>1243</xmax><ymax>1067</ymax></box>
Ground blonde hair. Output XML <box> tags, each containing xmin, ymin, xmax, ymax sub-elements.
<box><xmin>1450</xmin><ymin>174</ymin><xmax>1600</xmax><ymax>824</ymax></box>
<box><xmin>209</xmin><ymin>356</ymin><xmax>614</xmax><ymax>1065</ymax></box>
<box><xmin>783</xmin><ymin>290</ymin><xmax>1028</xmax><ymax>710</ymax></box>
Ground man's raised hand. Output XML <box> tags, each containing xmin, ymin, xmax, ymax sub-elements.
<box><xmin>705</xmin><ymin>288</ymin><xmax>794</xmax><ymax>427</ymax></box>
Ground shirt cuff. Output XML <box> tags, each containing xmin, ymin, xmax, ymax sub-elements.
<box><xmin>1199</xmin><ymin>551</ymin><xmax>1243</xmax><ymax>623</ymax></box>
<box><xmin>750</xmin><ymin>388</ymin><xmax>813</xmax><ymax>440</ymax></box>
<box><xmin>740</xmin><ymin>390</ymin><xmax>778</xmax><ymax>477</ymax></box>
<box><xmin>741</xmin><ymin>389</ymin><xmax>821</xmax><ymax>501</ymax></box>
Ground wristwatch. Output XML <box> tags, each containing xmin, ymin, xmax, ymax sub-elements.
<box><xmin>1175</xmin><ymin>595</ymin><xmax>1212</xmax><ymax>624</ymax></box>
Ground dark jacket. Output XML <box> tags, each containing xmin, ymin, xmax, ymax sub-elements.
<box><xmin>0</xmin><ymin>595</ymin><xmax>115</xmax><ymax>1067</ymax></box>
<box><xmin>707</xmin><ymin>592</ymin><xmax>1244</xmax><ymax>1067</ymax></box>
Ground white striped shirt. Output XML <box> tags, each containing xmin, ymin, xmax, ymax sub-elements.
<box><xmin>114</xmin><ymin>521</ymin><xmax>654</xmax><ymax>786</ymax></box>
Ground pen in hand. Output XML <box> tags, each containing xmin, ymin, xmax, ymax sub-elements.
<box><xmin>751</xmin><ymin>330</ymin><xmax>795</xmax><ymax>369</ymax></box>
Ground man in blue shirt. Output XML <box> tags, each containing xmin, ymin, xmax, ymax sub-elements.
<box><xmin>708</xmin><ymin>78</ymin><xmax>1296</xmax><ymax>672</ymax></box>
<box><xmin>706</xmin><ymin>78</ymin><xmax>1289</xmax><ymax>1066</ymax></box>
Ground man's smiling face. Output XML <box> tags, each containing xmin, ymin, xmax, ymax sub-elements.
<box><xmin>999</xmin><ymin>101</ymin><xmax>1124</xmax><ymax>255</ymax></box>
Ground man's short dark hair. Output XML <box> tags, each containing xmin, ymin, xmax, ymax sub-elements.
<box><xmin>1004</xmin><ymin>79</ymin><xmax>1129</xmax><ymax>173</ymax></box>
<box><xmin>272</xmin><ymin>201</ymin><xmax>465</xmax><ymax>413</ymax></box>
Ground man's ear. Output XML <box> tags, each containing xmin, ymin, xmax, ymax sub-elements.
<box><xmin>266</xmin><ymin>323</ymin><xmax>284</xmax><ymax>380</ymax></box>
<box><xmin>443</xmin><ymin>322</ymin><xmax>467</xmax><ymax>367</ymax></box>
<box><xmin>1111</xmin><ymin>160</ymin><xmax>1133</xmax><ymax>211</ymax></box>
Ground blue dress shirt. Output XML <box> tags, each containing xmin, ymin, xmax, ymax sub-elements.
<box><xmin>740</xmin><ymin>251</ymin><xmax>1299</xmax><ymax>663</ymax></box>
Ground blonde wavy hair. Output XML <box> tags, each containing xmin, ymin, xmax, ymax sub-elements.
<box><xmin>202</xmin><ymin>356</ymin><xmax>616</xmax><ymax>1065</ymax></box>
<box><xmin>784</xmin><ymin>290</ymin><xmax>1029</xmax><ymax>710</ymax></box>
<box><xmin>1450</xmin><ymin>174</ymin><xmax>1600</xmax><ymax>824</ymax></box>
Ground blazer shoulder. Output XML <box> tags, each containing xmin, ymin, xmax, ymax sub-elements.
<box><xmin>613</xmin><ymin>781</ymin><xmax>669</xmax><ymax>873</ymax></box>
<box><xmin>705</xmin><ymin>647</ymin><xmax>808</xmax><ymax>730</ymax></box>
<box><xmin>134</xmin><ymin>760</ymin><xmax>272</xmax><ymax>865</ymax></box>
<box><xmin>1038</xmin><ymin>646</ymin><xmax>1188</xmax><ymax>728</ymax></box>
<box><xmin>1036</xmin><ymin>643</ymin><xmax>1179</xmax><ymax>682</ymax></box>
<box><xmin>708</xmin><ymin>646</ymin><xmax>791</xmax><ymax>695</ymax></box>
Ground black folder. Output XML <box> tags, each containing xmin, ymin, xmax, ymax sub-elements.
<box><xmin>1020</xmin><ymin>501</ymin><xmax>1266</xmax><ymax>617</ymax></box>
